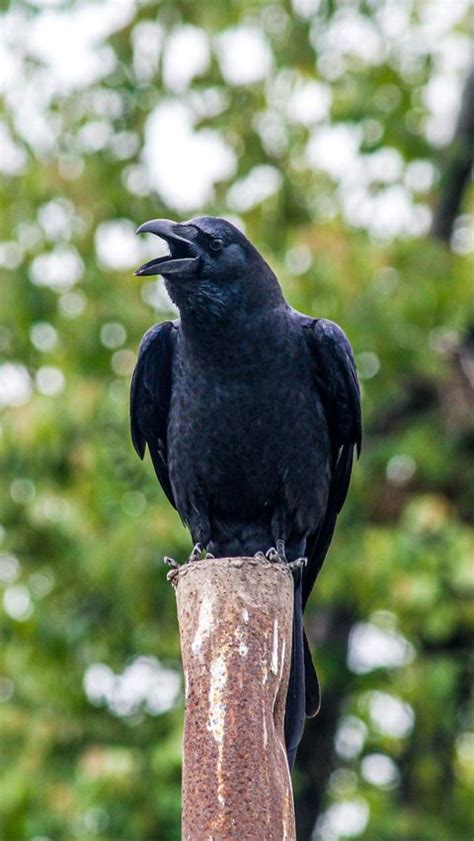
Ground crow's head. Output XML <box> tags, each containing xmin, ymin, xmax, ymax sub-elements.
<box><xmin>134</xmin><ymin>216</ymin><xmax>283</xmax><ymax>321</ymax></box>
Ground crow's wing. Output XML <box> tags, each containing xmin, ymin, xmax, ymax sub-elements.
<box><xmin>130</xmin><ymin>320</ymin><xmax>179</xmax><ymax>508</ymax></box>
<box><xmin>297</xmin><ymin>318</ymin><xmax>361</xmax><ymax>718</ymax></box>
<box><xmin>303</xmin><ymin>317</ymin><xmax>361</xmax><ymax>607</ymax></box>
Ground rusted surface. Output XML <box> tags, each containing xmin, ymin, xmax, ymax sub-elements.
<box><xmin>173</xmin><ymin>557</ymin><xmax>296</xmax><ymax>841</ymax></box>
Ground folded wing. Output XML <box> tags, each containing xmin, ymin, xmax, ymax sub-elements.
<box><xmin>130</xmin><ymin>320</ymin><xmax>179</xmax><ymax>508</ymax></box>
<box><xmin>301</xmin><ymin>317</ymin><xmax>361</xmax><ymax>715</ymax></box>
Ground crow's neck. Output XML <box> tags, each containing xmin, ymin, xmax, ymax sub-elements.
<box><xmin>178</xmin><ymin>300</ymin><xmax>288</xmax><ymax>365</ymax></box>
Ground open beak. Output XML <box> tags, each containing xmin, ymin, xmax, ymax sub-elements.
<box><xmin>134</xmin><ymin>218</ymin><xmax>200</xmax><ymax>278</ymax></box>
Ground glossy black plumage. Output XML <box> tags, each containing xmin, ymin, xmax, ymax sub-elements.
<box><xmin>130</xmin><ymin>216</ymin><xmax>361</xmax><ymax>767</ymax></box>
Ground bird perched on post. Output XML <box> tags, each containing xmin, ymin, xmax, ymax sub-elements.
<box><xmin>130</xmin><ymin>217</ymin><xmax>361</xmax><ymax>768</ymax></box>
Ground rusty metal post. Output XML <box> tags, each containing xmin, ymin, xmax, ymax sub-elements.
<box><xmin>171</xmin><ymin>556</ymin><xmax>296</xmax><ymax>841</ymax></box>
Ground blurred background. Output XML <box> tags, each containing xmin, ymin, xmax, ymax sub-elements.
<box><xmin>0</xmin><ymin>0</ymin><xmax>473</xmax><ymax>839</ymax></box>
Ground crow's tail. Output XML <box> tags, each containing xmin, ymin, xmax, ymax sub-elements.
<box><xmin>285</xmin><ymin>570</ymin><xmax>323</xmax><ymax>769</ymax></box>
<box><xmin>285</xmin><ymin>502</ymin><xmax>340</xmax><ymax>767</ymax></box>
<box><xmin>285</xmin><ymin>570</ymin><xmax>305</xmax><ymax>770</ymax></box>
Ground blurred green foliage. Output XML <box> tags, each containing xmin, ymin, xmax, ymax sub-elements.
<box><xmin>0</xmin><ymin>1</ymin><xmax>473</xmax><ymax>840</ymax></box>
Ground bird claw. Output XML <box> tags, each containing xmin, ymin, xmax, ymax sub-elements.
<box><xmin>188</xmin><ymin>542</ymin><xmax>203</xmax><ymax>562</ymax></box>
<box><xmin>254</xmin><ymin>551</ymin><xmax>266</xmax><ymax>561</ymax></box>
<box><xmin>205</xmin><ymin>552</ymin><xmax>215</xmax><ymax>559</ymax></box>
<box><xmin>288</xmin><ymin>556</ymin><xmax>308</xmax><ymax>571</ymax></box>
<box><xmin>264</xmin><ymin>539</ymin><xmax>288</xmax><ymax>564</ymax></box>
<box><xmin>262</xmin><ymin>542</ymin><xmax>305</xmax><ymax>570</ymax></box>
<box><xmin>165</xmin><ymin>545</ymin><xmax>214</xmax><ymax>575</ymax></box>
<box><xmin>265</xmin><ymin>547</ymin><xmax>285</xmax><ymax>563</ymax></box>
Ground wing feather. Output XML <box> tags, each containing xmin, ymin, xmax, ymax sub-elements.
<box><xmin>130</xmin><ymin>320</ymin><xmax>178</xmax><ymax>508</ymax></box>
<box><xmin>302</xmin><ymin>318</ymin><xmax>361</xmax><ymax>608</ymax></box>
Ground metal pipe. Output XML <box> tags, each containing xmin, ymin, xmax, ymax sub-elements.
<box><xmin>172</xmin><ymin>556</ymin><xmax>296</xmax><ymax>841</ymax></box>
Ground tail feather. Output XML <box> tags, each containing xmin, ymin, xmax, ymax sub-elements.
<box><xmin>303</xmin><ymin>628</ymin><xmax>320</xmax><ymax>717</ymax></box>
<box><xmin>284</xmin><ymin>570</ymin><xmax>305</xmax><ymax>770</ymax></box>
<box><xmin>285</xmin><ymin>498</ymin><xmax>342</xmax><ymax>766</ymax></box>
<box><xmin>303</xmin><ymin>505</ymin><xmax>339</xmax><ymax>610</ymax></box>
<box><xmin>285</xmin><ymin>502</ymin><xmax>340</xmax><ymax>766</ymax></box>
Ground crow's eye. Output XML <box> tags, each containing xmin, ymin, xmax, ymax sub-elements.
<box><xmin>209</xmin><ymin>238</ymin><xmax>223</xmax><ymax>252</ymax></box>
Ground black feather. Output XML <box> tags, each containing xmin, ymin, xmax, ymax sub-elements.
<box><xmin>129</xmin><ymin>320</ymin><xmax>178</xmax><ymax>507</ymax></box>
<box><xmin>299</xmin><ymin>317</ymin><xmax>362</xmax><ymax>706</ymax></box>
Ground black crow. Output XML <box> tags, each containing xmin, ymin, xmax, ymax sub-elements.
<box><xmin>130</xmin><ymin>216</ymin><xmax>361</xmax><ymax>767</ymax></box>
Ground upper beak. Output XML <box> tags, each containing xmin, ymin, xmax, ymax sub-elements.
<box><xmin>134</xmin><ymin>218</ymin><xmax>200</xmax><ymax>278</ymax></box>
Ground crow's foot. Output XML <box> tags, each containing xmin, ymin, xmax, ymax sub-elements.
<box><xmin>265</xmin><ymin>547</ymin><xmax>286</xmax><ymax>564</ymax></box>
<box><xmin>164</xmin><ymin>556</ymin><xmax>181</xmax><ymax>582</ymax></box>
<box><xmin>264</xmin><ymin>539</ymin><xmax>288</xmax><ymax>564</ymax></box>
<box><xmin>263</xmin><ymin>542</ymin><xmax>304</xmax><ymax>569</ymax></box>
<box><xmin>188</xmin><ymin>542</ymin><xmax>203</xmax><ymax>562</ymax></box>
<box><xmin>288</xmin><ymin>556</ymin><xmax>308</xmax><ymax>571</ymax></box>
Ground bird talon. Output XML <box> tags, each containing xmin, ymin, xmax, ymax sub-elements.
<box><xmin>288</xmin><ymin>556</ymin><xmax>308</xmax><ymax>571</ymax></box>
<box><xmin>205</xmin><ymin>552</ymin><xmax>215</xmax><ymax>559</ymax></box>
<box><xmin>266</xmin><ymin>547</ymin><xmax>282</xmax><ymax>563</ymax></box>
<box><xmin>188</xmin><ymin>542</ymin><xmax>203</xmax><ymax>562</ymax></box>
<box><xmin>254</xmin><ymin>551</ymin><xmax>266</xmax><ymax>561</ymax></box>
<box><xmin>164</xmin><ymin>556</ymin><xmax>180</xmax><ymax>569</ymax></box>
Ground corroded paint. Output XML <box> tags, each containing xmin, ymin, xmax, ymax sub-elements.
<box><xmin>207</xmin><ymin>654</ymin><xmax>227</xmax><ymax>745</ymax></box>
<box><xmin>280</xmin><ymin>638</ymin><xmax>287</xmax><ymax>679</ymax></box>
<box><xmin>174</xmin><ymin>557</ymin><xmax>296</xmax><ymax>841</ymax></box>
<box><xmin>192</xmin><ymin>592</ymin><xmax>215</xmax><ymax>657</ymax></box>
<box><xmin>270</xmin><ymin>618</ymin><xmax>279</xmax><ymax>675</ymax></box>
<box><xmin>233</xmin><ymin>623</ymin><xmax>248</xmax><ymax>657</ymax></box>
